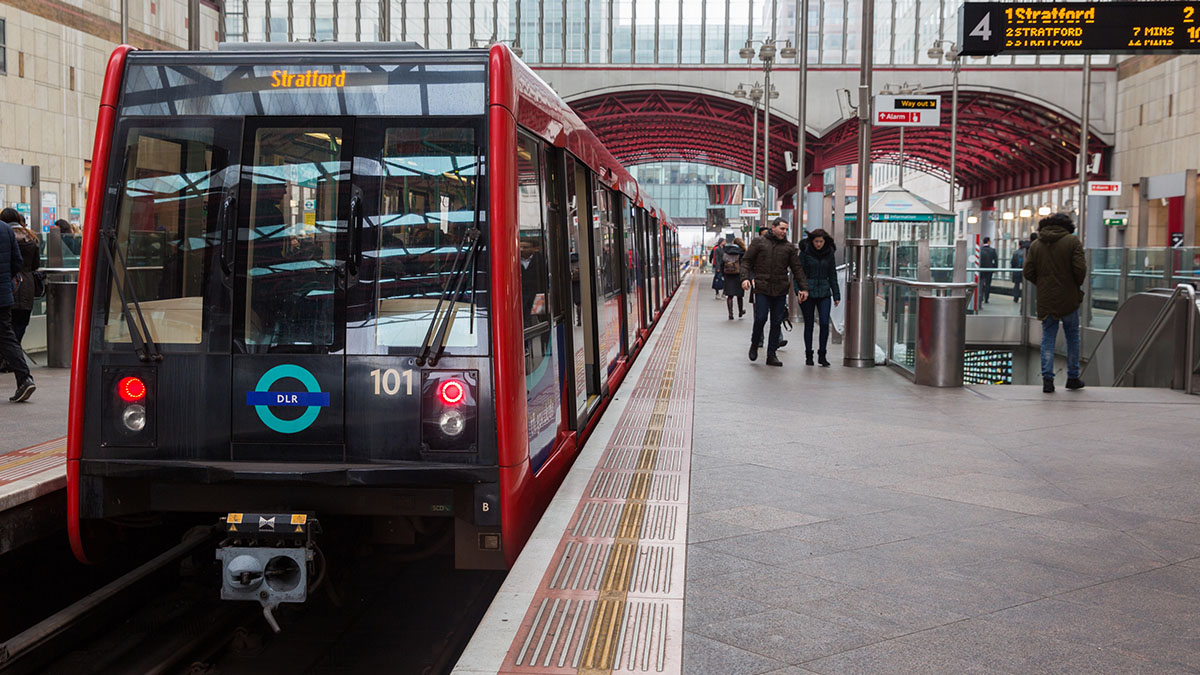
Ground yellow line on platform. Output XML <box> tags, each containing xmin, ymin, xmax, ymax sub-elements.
<box><xmin>578</xmin><ymin>280</ymin><xmax>694</xmax><ymax>675</ymax></box>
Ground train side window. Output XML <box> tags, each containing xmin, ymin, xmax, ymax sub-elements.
<box><xmin>517</xmin><ymin>133</ymin><xmax>561</xmax><ymax>471</ymax></box>
<box><xmin>102</xmin><ymin>123</ymin><xmax>238</xmax><ymax>348</ymax></box>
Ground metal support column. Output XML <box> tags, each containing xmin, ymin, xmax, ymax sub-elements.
<box><xmin>844</xmin><ymin>0</ymin><xmax>876</xmax><ymax>368</ymax></box>
<box><xmin>188</xmin><ymin>0</ymin><xmax>201</xmax><ymax>49</ymax></box>
<box><xmin>1079</xmin><ymin>55</ymin><xmax>1092</xmax><ymax>243</ymax></box>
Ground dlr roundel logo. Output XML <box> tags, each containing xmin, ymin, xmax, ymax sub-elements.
<box><xmin>245</xmin><ymin>364</ymin><xmax>330</xmax><ymax>434</ymax></box>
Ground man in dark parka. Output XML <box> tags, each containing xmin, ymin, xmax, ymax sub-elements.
<box><xmin>740</xmin><ymin>218</ymin><xmax>809</xmax><ymax>366</ymax></box>
<box><xmin>1023</xmin><ymin>213</ymin><xmax>1087</xmax><ymax>393</ymax></box>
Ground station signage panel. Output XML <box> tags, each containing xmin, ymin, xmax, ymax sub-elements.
<box><xmin>1088</xmin><ymin>181</ymin><xmax>1122</xmax><ymax>196</ymax></box>
<box><xmin>1103</xmin><ymin>209</ymin><xmax>1129</xmax><ymax>227</ymax></box>
<box><xmin>960</xmin><ymin>2</ymin><xmax>1200</xmax><ymax>56</ymax></box>
<box><xmin>738</xmin><ymin>206</ymin><xmax>761</xmax><ymax>219</ymax></box>
<box><xmin>873</xmin><ymin>95</ymin><xmax>942</xmax><ymax>127</ymax></box>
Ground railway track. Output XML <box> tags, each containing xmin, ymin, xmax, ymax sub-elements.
<box><xmin>1</xmin><ymin>526</ymin><xmax>503</xmax><ymax>675</ymax></box>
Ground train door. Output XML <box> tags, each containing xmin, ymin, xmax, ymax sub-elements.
<box><xmin>98</xmin><ymin>119</ymin><xmax>241</xmax><ymax>460</ymax></box>
<box><xmin>564</xmin><ymin>156</ymin><xmax>601</xmax><ymax>423</ymax></box>
<box><xmin>230</xmin><ymin>117</ymin><xmax>352</xmax><ymax>461</ymax></box>
<box><xmin>516</xmin><ymin>135</ymin><xmax>564</xmax><ymax>471</ymax></box>
<box><xmin>635</xmin><ymin>209</ymin><xmax>651</xmax><ymax>330</ymax></box>
<box><xmin>342</xmin><ymin>119</ymin><xmax>488</xmax><ymax>462</ymax></box>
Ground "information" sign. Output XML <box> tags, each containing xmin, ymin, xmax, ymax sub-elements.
<box><xmin>960</xmin><ymin>2</ymin><xmax>1200</xmax><ymax>56</ymax></box>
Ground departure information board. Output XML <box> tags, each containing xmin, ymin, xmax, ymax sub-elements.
<box><xmin>960</xmin><ymin>2</ymin><xmax>1200</xmax><ymax>55</ymax></box>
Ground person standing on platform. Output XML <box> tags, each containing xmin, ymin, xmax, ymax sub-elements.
<box><xmin>721</xmin><ymin>237</ymin><xmax>747</xmax><ymax>320</ymax></box>
<box><xmin>1011</xmin><ymin>240</ymin><xmax>1028</xmax><ymax>303</ymax></box>
<box><xmin>0</xmin><ymin>211</ymin><xmax>34</xmax><ymax>402</ymax></box>
<box><xmin>710</xmin><ymin>240</ymin><xmax>724</xmax><ymax>298</ymax></box>
<box><xmin>1023</xmin><ymin>213</ymin><xmax>1086</xmax><ymax>393</ymax></box>
<box><xmin>979</xmin><ymin>236</ymin><xmax>998</xmax><ymax>303</ymax></box>
<box><xmin>741</xmin><ymin>218</ymin><xmax>809</xmax><ymax>367</ymax></box>
<box><xmin>7</xmin><ymin>211</ymin><xmax>41</xmax><ymax>345</ymax></box>
<box><xmin>798</xmin><ymin>228</ymin><xmax>840</xmax><ymax>366</ymax></box>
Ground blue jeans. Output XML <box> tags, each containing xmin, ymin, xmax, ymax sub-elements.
<box><xmin>751</xmin><ymin>293</ymin><xmax>788</xmax><ymax>355</ymax></box>
<box><xmin>1041</xmin><ymin>308</ymin><xmax>1081</xmax><ymax>380</ymax></box>
<box><xmin>800</xmin><ymin>296</ymin><xmax>832</xmax><ymax>352</ymax></box>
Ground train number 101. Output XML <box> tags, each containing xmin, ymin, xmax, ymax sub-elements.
<box><xmin>369</xmin><ymin>368</ymin><xmax>414</xmax><ymax>396</ymax></box>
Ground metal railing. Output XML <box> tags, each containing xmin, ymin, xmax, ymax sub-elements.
<box><xmin>1112</xmin><ymin>283</ymin><xmax>1197</xmax><ymax>394</ymax></box>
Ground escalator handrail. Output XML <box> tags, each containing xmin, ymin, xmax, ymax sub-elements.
<box><xmin>1113</xmin><ymin>283</ymin><xmax>1197</xmax><ymax>390</ymax></box>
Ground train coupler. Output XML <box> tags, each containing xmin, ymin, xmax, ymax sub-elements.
<box><xmin>215</xmin><ymin>513</ymin><xmax>321</xmax><ymax>633</ymax></box>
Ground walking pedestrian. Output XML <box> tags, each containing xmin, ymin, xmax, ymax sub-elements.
<box><xmin>798</xmin><ymin>229</ymin><xmax>840</xmax><ymax>366</ymax></box>
<box><xmin>741</xmin><ymin>218</ymin><xmax>809</xmax><ymax>367</ymax></box>
<box><xmin>721</xmin><ymin>237</ymin><xmax>747</xmax><ymax>320</ymax></box>
<box><xmin>979</xmin><ymin>236</ymin><xmax>998</xmax><ymax>303</ymax></box>
<box><xmin>710</xmin><ymin>240</ymin><xmax>724</xmax><ymax>298</ymax></box>
<box><xmin>0</xmin><ymin>209</ymin><xmax>34</xmax><ymax>402</ymax></box>
<box><xmin>6</xmin><ymin>210</ymin><xmax>41</xmax><ymax>344</ymax></box>
<box><xmin>1023</xmin><ymin>213</ymin><xmax>1086</xmax><ymax>393</ymax></box>
<box><xmin>1011</xmin><ymin>240</ymin><xmax>1028</xmax><ymax>303</ymax></box>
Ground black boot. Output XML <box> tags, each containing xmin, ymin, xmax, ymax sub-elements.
<box><xmin>766</xmin><ymin>354</ymin><xmax>783</xmax><ymax>367</ymax></box>
<box><xmin>1066</xmin><ymin>377</ymin><xmax>1085</xmax><ymax>390</ymax></box>
<box><xmin>805</xmin><ymin>350</ymin><xmax>815</xmax><ymax>366</ymax></box>
<box><xmin>727</xmin><ymin>298</ymin><xmax>734</xmax><ymax>320</ymax></box>
<box><xmin>748</xmin><ymin>344</ymin><xmax>759</xmax><ymax>362</ymax></box>
<box><xmin>1043</xmin><ymin>377</ymin><xmax>1055</xmax><ymax>393</ymax></box>
<box><xmin>818</xmin><ymin>351</ymin><xmax>831</xmax><ymax>367</ymax></box>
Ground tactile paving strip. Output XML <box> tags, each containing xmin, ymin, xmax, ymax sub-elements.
<box><xmin>501</xmin><ymin>278</ymin><xmax>696</xmax><ymax>674</ymax></box>
<box><xmin>0</xmin><ymin>437</ymin><xmax>66</xmax><ymax>487</ymax></box>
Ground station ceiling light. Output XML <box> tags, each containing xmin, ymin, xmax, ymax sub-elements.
<box><xmin>1037</xmin><ymin>205</ymin><xmax>1053</xmax><ymax>216</ymax></box>
<box><xmin>1019</xmin><ymin>208</ymin><xmax>1033</xmax><ymax>218</ymax></box>
<box><xmin>1002</xmin><ymin>211</ymin><xmax>1015</xmax><ymax>221</ymax></box>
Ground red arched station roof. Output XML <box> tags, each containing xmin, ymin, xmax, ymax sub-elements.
<box><xmin>569</xmin><ymin>90</ymin><xmax>817</xmax><ymax>197</ymax></box>
<box><xmin>570</xmin><ymin>88</ymin><xmax>1110</xmax><ymax>202</ymax></box>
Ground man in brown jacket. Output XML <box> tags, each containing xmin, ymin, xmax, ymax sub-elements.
<box><xmin>741</xmin><ymin>218</ymin><xmax>809</xmax><ymax>366</ymax></box>
<box><xmin>1023</xmin><ymin>213</ymin><xmax>1087</xmax><ymax>393</ymax></box>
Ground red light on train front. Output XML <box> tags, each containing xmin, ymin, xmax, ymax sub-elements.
<box><xmin>438</xmin><ymin>379</ymin><xmax>465</xmax><ymax>405</ymax></box>
<box><xmin>117</xmin><ymin>376</ymin><xmax>146</xmax><ymax>402</ymax></box>
<box><xmin>421</xmin><ymin>371</ymin><xmax>478</xmax><ymax>453</ymax></box>
<box><xmin>101</xmin><ymin>368</ymin><xmax>156</xmax><ymax>447</ymax></box>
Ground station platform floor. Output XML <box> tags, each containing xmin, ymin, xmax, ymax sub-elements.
<box><xmin>458</xmin><ymin>272</ymin><xmax>1200</xmax><ymax>675</ymax></box>
<box><xmin>0</xmin><ymin>361</ymin><xmax>70</xmax><ymax>554</ymax></box>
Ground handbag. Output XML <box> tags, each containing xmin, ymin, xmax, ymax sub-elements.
<box><xmin>712</xmin><ymin>274</ymin><xmax>724</xmax><ymax>291</ymax></box>
<box><xmin>32</xmin><ymin>270</ymin><xmax>47</xmax><ymax>299</ymax></box>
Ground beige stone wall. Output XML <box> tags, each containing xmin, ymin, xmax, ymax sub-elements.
<box><xmin>0</xmin><ymin>0</ymin><xmax>219</xmax><ymax>224</ymax></box>
<box><xmin>1112</xmin><ymin>55</ymin><xmax>1200</xmax><ymax>247</ymax></box>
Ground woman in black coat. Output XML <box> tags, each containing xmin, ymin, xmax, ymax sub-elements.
<box><xmin>720</xmin><ymin>238</ymin><xmax>747</xmax><ymax>319</ymax></box>
<box><xmin>798</xmin><ymin>229</ymin><xmax>840</xmax><ymax>366</ymax></box>
<box><xmin>2</xmin><ymin>209</ymin><xmax>39</xmax><ymax>343</ymax></box>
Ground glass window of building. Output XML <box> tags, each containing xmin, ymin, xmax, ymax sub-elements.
<box><xmin>589</xmin><ymin>0</ymin><xmax>608</xmax><ymax>63</ymax></box>
<box><xmin>612</xmin><ymin>0</ymin><xmax>632</xmax><ymax>64</ymax></box>
<box><xmin>0</xmin><ymin>19</ymin><xmax>6</xmax><ymax>75</ymax></box>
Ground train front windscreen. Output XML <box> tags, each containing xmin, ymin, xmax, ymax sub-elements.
<box><xmin>85</xmin><ymin>53</ymin><xmax>495</xmax><ymax>467</ymax></box>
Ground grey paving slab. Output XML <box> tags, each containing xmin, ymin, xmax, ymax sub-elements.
<box><xmin>684</xmin><ymin>271</ymin><xmax>1200</xmax><ymax>671</ymax></box>
<box><xmin>682</xmin><ymin>632</ymin><xmax>788</xmax><ymax>675</ymax></box>
<box><xmin>2</xmin><ymin>362</ymin><xmax>70</xmax><ymax>451</ymax></box>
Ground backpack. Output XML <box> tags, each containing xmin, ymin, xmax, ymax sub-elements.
<box><xmin>722</xmin><ymin>250</ymin><xmax>740</xmax><ymax>275</ymax></box>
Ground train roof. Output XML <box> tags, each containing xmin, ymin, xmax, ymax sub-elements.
<box><xmin>488</xmin><ymin>45</ymin><xmax>643</xmax><ymax>205</ymax></box>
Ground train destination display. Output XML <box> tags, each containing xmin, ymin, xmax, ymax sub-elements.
<box><xmin>960</xmin><ymin>2</ymin><xmax>1200</xmax><ymax>55</ymax></box>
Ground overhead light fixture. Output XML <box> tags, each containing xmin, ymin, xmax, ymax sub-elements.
<box><xmin>1019</xmin><ymin>208</ymin><xmax>1033</xmax><ymax>218</ymax></box>
<box><xmin>1002</xmin><ymin>211</ymin><xmax>1015</xmax><ymax>221</ymax></box>
<box><xmin>779</xmin><ymin>42</ymin><xmax>798</xmax><ymax>59</ymax></box>
<box><xmin>966</xmin><ymin>215</ymin><xmax>979</xmax><ymax>225</ymax></box>
<box><xmin>1037</xmin><ymin>205</ymin><xmax>1052</xmax><ymax>216</ymax></box>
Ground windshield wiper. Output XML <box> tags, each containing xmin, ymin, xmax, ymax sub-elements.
<box><xmin>99</xmin><ymin>229</ymin><xmax>162</xmax><ymax>362</ymax></box>
<box><xmin>417</xmin><ymin>154</ymin><xmax>484</xmax><ymax>367</ymax></box>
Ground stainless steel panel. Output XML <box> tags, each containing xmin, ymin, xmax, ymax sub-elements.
<box><xmin>914</xmin><ymin>295</ymin><xmax>966</xmax><ymax>387</ymax></box>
